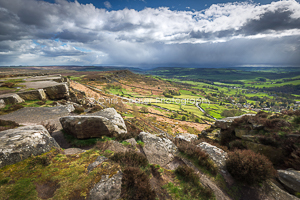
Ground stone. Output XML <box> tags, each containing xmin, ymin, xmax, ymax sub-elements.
<box><xmin>278</xmin><ymin>169</ymin><xmax>300</xmax><ymax>194</ymax></box>
<box><xmin>124</xmin><ymin>138</ymin><xmax>137</xmax><ymax>146</ymax></box>
<box><xmin>43</xmin><ymin>83</ymin><xmax>69</xmax><ymax>100</ymax></box>
<box><xmin>63</xmin><ymin>148</ymin><xmax>86</xmax><ymax>155</ymax></box>
<box><xmin>88</xmin><ymin>108</ymin><xmax>127</xmax><ymax>134</ymax></box>
<box><xmin>57</xmin><ymin>102</ymin><xmax>75</xmax><ymax>113</ymax></box>
<box><xmin>0</xmin><ymin>94</ymin><xmax>24</xmax><ymax>105</ymax></box>
<box><xmin>0</xmin><ymin>99</ymin><xmax>5</xmax><ymax>109</ymax></box>
<box><xmin>139</xmin><ymin>132</ymin><xmax>178</xmax><ymax>167</ymax></box>
<box><xmin>87</xmin><ymin>156</ymin><xmax>108</xmax><ymax>173</ymax></box>
<box><xmin>105</xmin><ymin>141</ymin><xmax>127</xmax><ymax>153</ymax></box>
<box><xmin>215</xmin><ymin>114</ymin><xmax>255</xmax><ymax>129</ymax></box>
<box><xmin>18</xmin><ymin>89</ymin><xmax>46</xmax><ymax>100</ymax></box>
<box><xmin>197</xmin><ymin>142</ymin><xmax>227</xmax><ymax>170</ymax></box>
<box><xmin>0</xmin><ymin>125</ymin><xmax>60</xmax><ymax>168</ymax></box>
<box><xmin>244</xmin><ymin>141</ymin><xmax>283</xmax><ymax>164</ymax></box>
<box><xmin>235</xmin><ymin>128</ymin><xmax>249</xmax><ymax>138</ymax></box>
<box><xmin>175</xmin><ymin>133</ymin><xmax>198</xmax><ymax>146</ymax></box>
<box><xmin>60</xmin><ymin>108</ymin><xmax>127</xmax><ymax>139</ymax></box>
<box><xmin>88</xmin><ymin>171</ymin><xmax>122</xmax><ymax>200</ymax></box>
<box><xmin>69</xmin><ymin>88</ymin><xmax>86</xmax><ymax>104</ymax></box>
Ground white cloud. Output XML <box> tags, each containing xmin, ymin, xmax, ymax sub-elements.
<box><xmin>0</xmin><ymin>0</ymin><xmax>299</xmax><ymax>66</ymax></box>
<box><xmin>104</xmin><ymin>1</ymin><xmax>111</xmax><ymax>9</ymax></box>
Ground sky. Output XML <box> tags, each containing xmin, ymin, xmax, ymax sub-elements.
<box><xmin>0</xmin><ymin>0</ymin><xmax>300</xmax><ymax>67</ymax></box>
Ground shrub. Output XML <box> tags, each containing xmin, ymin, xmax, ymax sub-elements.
<box><xmin>28</xmin><ymin>156</ymin><xmax>50</xmax><ymax>168</ymax></box>
<box><xmin>258</xmin><ymin>136</ymin><xmax>279</xmax><ymax>148</ymax></box>
<box><xmin>5</xmin><ymin>104</ymin><xmax>24</xmax><ymax>112</ymax></box>
<box><xmin>181</xmin><ymin>116</ymin><xmax>186</xmax><ymax>121</ymax></box>
<box><xmin>264</xmin><ymin>118</ymin><xmax>290</xmax><ymax>129</ymax></box>
<box><xmin>220</xmin><ymin>129</ymin><xmax>236</xmax><ymax>146</ymax></box>
<box><xmin>73</xmin><ymin>106</ymin><xmax>84</xmax><ymax>114</ymax></box>
<box><xmin>87</xmin><ymin>105</ymin><xmax>103</xmax><ymax>113</ymax></box>
<box><xmin>226</xmin><ymin>150</ymin><xmax>276</xmax><ymax>185</ymax></box>
<box><xmin>175</xmin><ymin>166</ymin><xmax>199</xmax><ymax>186</ymax></box>
<box><xmin>174</xmin><ymin>166</ymin><xmax>214</xmax><ymax>199</ymax></box>
<box><xmin>195</xmin><ymin>118</ymin><xmax>200</xmax><ymax>123</ymax></box>
<box><xmin>110</xmin><ymin>150</ymin><xmax>148</xmax><ymax>168</ymax></box>
<box><xmin>140</xmin><ymin>107</ymin><xmax>149</xmax><ymax>113</ymax></box>
<box><xmin>36</xmin><ymin>100</ymin><xmax>46</xmax><ymax>105</ymax></box>
<box><xmin>229</xmin><ymin>140</ymin><xmax>247</xmax><ymax>150</ymax></box>
<box><xmin>256</xmin><ymin>111</ymin><xmax>269</xmax><ymax>118</ymax></box>
<box><xmin>293</xmin><ymin>116</ymin><xmax>300</xmax><ymax>124</ymax></box>
<box><xmin>121</xmin><ymin>167</ymin><xmax>156</xmax><ymax>200</ymax></box>
<box><xmin>176</xmin><ymin>142</ymin><xmax>218</xmax><ymax>176</ymax></box>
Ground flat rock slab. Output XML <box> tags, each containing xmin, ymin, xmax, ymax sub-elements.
<box><xmin>20</xmin><ymin>81</ymin><xmax>62</xmax><ymax>90</ymax></box>
<box><xmin>0</xmin><ymin>125</ymin><xmax>60</xmax><ymax>168</ymax></box>
<box><xmin>0</xmin><ymin>107</ymin><xmax>70</xmax><ymax>129</ymax></box>
<box><xmin>0</xmin><ymin>93</ymin><xmax>24</xmax><ymax>104</ymax></box>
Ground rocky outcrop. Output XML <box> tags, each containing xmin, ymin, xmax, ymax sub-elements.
<box><xmin>87</xmin><ymin>156</ymin><xmax>108</xmax><ymax>173</ymax></box>
<box><xmin>197</xmin><ymin>142</ymin><xmax>227</xmax><ymax>170</ymax></box>
<box><xmin>44</xmin><ymin>83</ymin><xmax>69</xmax><ymax>100</ymax></box>
<box><xmin>278</xmin><ymin>169</ymin><xmax>300</xmax><ymax>194</ymax></box>
<box><xmin>0</xmin><ymin>99</ymin><xmax>5</xmax><ymax>109</ymax></box>
<box><xmin>18</xmin><ymin>89</ymin><xmax>46</xmax><ymax>100</ymax></box>
<box><xmin>0</xmin><ymin>94</ymin><xmax>24</xmax><ymax>104</ymax></box>
<box><xmin>88</xmin><ymin>171</ymin><xmax>122</xmax><ymax>200</ymax></box>
<box><xmin>215</xmin><ymin>114</ymin><xmax>255</xmax><ymax>129</ymax></box>
<box><xmin>60</xmin><ymin>108</ymin><xmax>127</xmax><ymax>139</ymax></box>
<box><xmin>0</xmin><ymin>125</ymin><xmax>60</xmax><ymax>168</ymax></box>
<box><xmin>139</xmin><ymin>132</ymin><xmax>178</xmax><ymax>167</ymax></box>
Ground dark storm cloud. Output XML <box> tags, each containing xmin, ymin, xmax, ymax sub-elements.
<box><xmin>239</xmin><ymin>9</ymin><xmax>300</xmax><ymax>36</ymax></box>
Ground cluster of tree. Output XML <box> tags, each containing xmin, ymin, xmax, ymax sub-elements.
<box><xmin>221</xmin><ymin>109</ymin><xmax>244</xmax><ymax>117</ymax></box>
<box><xmin>163</xmin><ymin>89</ymin><xmax>181</xmax><ymax>98</ymax></box>
<box><xmin>106</xmin><ymin>84</ymin><xmax>122</xmax><ymax>90</ymax></box>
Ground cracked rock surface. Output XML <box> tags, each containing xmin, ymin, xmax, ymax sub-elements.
<box><xmin>0</xmin><ymin>125</ymin><xmax>60</xmax><ymax>168</ymax></box>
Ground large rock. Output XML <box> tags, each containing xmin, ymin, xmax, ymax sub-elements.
<box><xmin>89</xmin><ymin>108</ymin><xmax>127</xmax><ymax>133</ymax></box>
<box><xmin>0</xmin><ymin>125</ymin><xmax>60</xmax><ymax>168</ymax></box>
<box><xmin>244</xmin><ymin>141</ymin><xmax>283</xmax><ymax>164</ymax></box>
<box><xmin>215</xmin><ymin>114</ymin><xmax>255</xmax><ymax>129</ymax></box>
<box><xmin>60</xmin><ymin>108</ymin><xmax>127</xmax><ymax>139</ymax></box>
<box><xmin>43</xmin><ymin>83</ymin><xmax>69</xmax><ymax>100</ymax></box>
<box><xmin>0</xmin><ymin>94</ymin><xmax>24</xmax><ymax>104</ymax></box>
<box><xmin>197</xmin><ymin>142</ymin><xmax>227</xmax><ymax>170</ymax></box>
<box><xmin>174</xmin><ymin>133</ymin><xmax>198</xmax><ymax>146</ymax></box>
<box><xmin>18</xmin><ymin>89</ymin><xmax>46</xmax><ymax>100</ymax></box>
<box><xmin>139</xmin><ymin>132</ymin><xmax>178</xmax><ymax>167</ymax></box>
<box><xmin>278</xmin><ymin>169</ymin><xmax>300</xmax><ymax>194</ymax></box>
<box><xmin>88</xmin><ymin>171</ymin><xmax>122</xmax><ymax>200</ymax></box>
